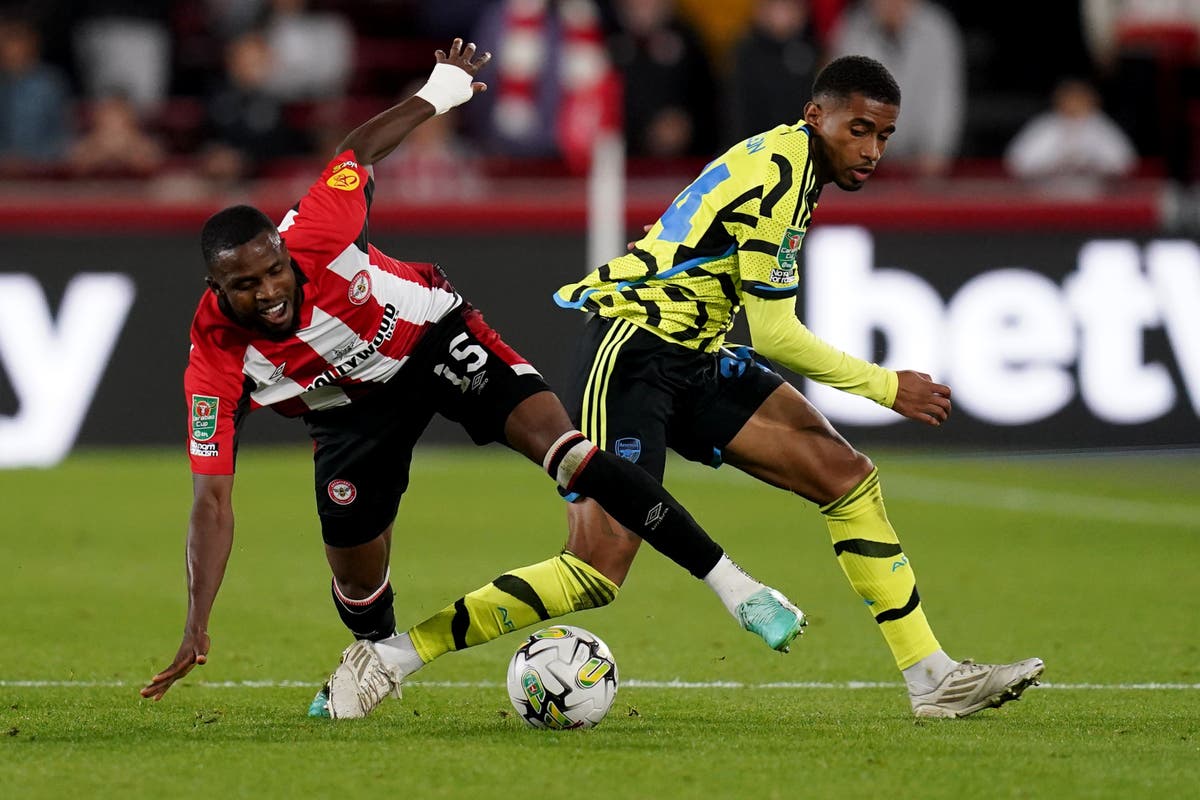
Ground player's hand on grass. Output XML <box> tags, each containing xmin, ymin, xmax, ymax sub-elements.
<box><xmin>140</xmin><ymin>630</ymin><xmax>211</xmax><ymax>701</ymax></box>
<box><xmin>435</xmin><ymin>38</ymin><xmax>491</xmax><ymax>95</ymax></box>
<box><xmin>891</xmin><ymin>370</ymin><xmax>951</xmax><ymax>427</ymax></box>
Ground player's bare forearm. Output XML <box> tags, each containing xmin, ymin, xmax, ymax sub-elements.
<box><xmin>336</xmin><ymin>97</ymin><xmax>436</xmax><ymax>166</ymax></box>
<box><xmin>182</xmin><ymin>474</ymin><xmax>235</xmax><ymax>635</ymax></box>
<box><xmin>140</xmin><ymin>475</ymin><xmax>234</xmax><ymax>700</ymax></box>
<box><xmin>337</xmin><ymin>38</ymin><xmax>490</xmax><ymax>166</ymax></box>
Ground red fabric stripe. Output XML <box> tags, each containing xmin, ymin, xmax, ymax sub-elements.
<box><xmin>463</xmin><ymin>308</ymin><xmax>529</xmax><ymax>368</ymax></box>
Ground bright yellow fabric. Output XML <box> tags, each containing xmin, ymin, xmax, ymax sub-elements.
<box><xmin>408</xmin><ymin>552</ymin><xmax>618</xmax><ymax>664</ymax></box>
<box><xmin>743</xmin><ymin>293</ymin><xmax>898</xmax><ymax>406</ymax></box>
<box><xmin>821</xmin><ymin>469</ymin><xmax>940</xmax><ymax>669</ymax></box>
<box><xmin>556</xmin><ymin>122</ymin><xmax>819</xmax><ymax>352</ymax></box>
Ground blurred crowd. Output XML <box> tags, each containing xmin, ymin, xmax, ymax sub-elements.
<box><xmin>0</xmin><ymin>0</ymin><xmax>1198</xmax><ymax>194</ymax></box>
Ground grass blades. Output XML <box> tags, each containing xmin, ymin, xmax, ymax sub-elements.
<box><xmin>2</xmin><ymin>446</ymin><xmax>1198</xmax><ymax>798</ymax></box>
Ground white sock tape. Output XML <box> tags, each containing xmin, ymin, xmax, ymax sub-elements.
<box><xmin>556</xmin><ymin>440</ymin><xmax>594</xmax><ymax>489</ymax></box>
<box><xmin>543</xmin><ymin>431</ymin><xmax>580</xmax><ymax>473</ymax></box>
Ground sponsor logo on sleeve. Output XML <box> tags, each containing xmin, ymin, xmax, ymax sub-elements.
<box><xmin>644</xmin><ymin>501</ymin><xmax>669</xmax><ymax>529</ymax></box>
<box><xmin>775</xmin><ymin>227</ymin><xmax>804</xmax><ymax>275</ymax></box>
<box><xmin>348</xmin><ymin>270</ymin><xmax>372</xmax><ymax>305</ymax></box>
<box><xmin>327</xmin><ymin>167</ymin><xmax>361</xmax><ymax>192</ymax></box>
<box><xmin>327</xmin><ymin>479</ymin><xmax>357</xmax><ymax>505</ymax></box>
<box><xmin>191</xmin><ymin>395</ymin><xmax>219</xmax><ymax>441</ymax></box>
<box><xmin>190</xmin><ymin>440</ymin><xmax>220</xmax><ymax>457</ymax></box>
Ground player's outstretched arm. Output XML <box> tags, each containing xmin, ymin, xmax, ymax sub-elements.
<box><xmin>890</xmin><ymin>370</ymin><xmax>952</xmax><ymax>427</ymax></box>
<box><xmin>743</xmin><ymin>297</ymin><xmax>950</xmax><ymax>426</ymax></box>
<box><xmin>337</xmin><ymin>37</ymin><xmax>490</xmax><ymax>166</ymax></box>
<box><xmin>140</xmin><ymin>473</ymin><xmax>236</xmax><ymax>701</ymax></box>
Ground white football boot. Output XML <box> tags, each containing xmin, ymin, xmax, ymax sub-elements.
<box><xmin>308</xmin><ymin>640</ymin><xmax>402</xmax><ymax>719</ymax></box>
<box><xmin>910</xmin><ymin>657</ymin><xmax>1045</xmax><ymax>718</ymax></box>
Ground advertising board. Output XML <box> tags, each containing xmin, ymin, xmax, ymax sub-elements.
<box><xmin>1</xmin><ymin>227</ymin><xmax>1196</xmax><ymax>467</ymax></box>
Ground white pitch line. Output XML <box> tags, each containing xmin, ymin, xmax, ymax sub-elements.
<box><xmin>2</xmin><ymin>679</ymin><xmax>1198</xmax><ymax>690</ymax></box>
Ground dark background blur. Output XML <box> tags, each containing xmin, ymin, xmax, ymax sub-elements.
<box><xmin>1</xmin><ymin>1</ymin><xmax>1198</xmax><ymax>467</ymax></box>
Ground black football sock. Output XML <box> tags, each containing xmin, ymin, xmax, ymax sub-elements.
<box><xmin>545</xmin><ymin>432</ymin><xmax>723</xmax><ymax>578</ymax></box>
<box><xmin>331</xmin><ymin>573</ymin><xmax>397</xmax><ymax>642</ymax></box>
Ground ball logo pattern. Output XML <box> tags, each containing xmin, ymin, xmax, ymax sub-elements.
<box><xmin>506</xmin><ymin>625</ymin><xmax>618</xmax><ymax>729</ymax></box>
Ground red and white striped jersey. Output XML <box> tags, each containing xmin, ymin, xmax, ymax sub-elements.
<box><xmin>185</xmin><ymin>151</ymin><xmax>462</xmax><ymax>474</ymax></box>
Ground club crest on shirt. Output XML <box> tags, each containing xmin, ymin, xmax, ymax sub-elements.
<box><xmin>327</xmin><ymin>167</ymin><xmax>360</xmax><ymax>191</ymax></box>
<box><xmin>191</xmin><ymin>395</ymin><xmax>218</xmax><ymax>441</ymax></box>
<box><xmin>348</xmin><ymin>269</ymin><xmax>372</xmax><ymax>305</ymax></box>
<box><xmin>327</xmin><ymin>479</ymin><xmax>357</xmax><ymax>505</ymax></box>
<box><xmin>776</xmin><ymin>226</ymin><xmax>804</xmax><ymax>274</ymax></box>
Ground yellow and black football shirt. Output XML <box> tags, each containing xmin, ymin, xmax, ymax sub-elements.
<box><xmin>555</xmin><ymin>121</ymin><xmax>821</xmax><ymax>353</ymax></box>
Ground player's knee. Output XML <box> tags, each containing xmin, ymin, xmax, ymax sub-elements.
<box><xmin>504</xmin><ymin>391</ymin><xmax>576</xmax><ymax>464</ymax></box>
<box><xmin>837</xmin><ymin>451</ymin><xmax>875</xmax><ymax>494</ymax></box>
<box><xmin>848</xmin><ymin>450</ymin><xmax>874</xmax><ymax>482</ymax></box>
<box><xmin>811</xmin><ymin>448</ymin><xmax>875</xmax><ymax>504</ymax></box>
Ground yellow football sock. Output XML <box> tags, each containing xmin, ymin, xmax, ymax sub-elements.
<box><xmin>408</xmin><ymin>551</ymin><xmax>618</xmax><ymax>664</ymax></box>
<box><xmin>821</xmin><ymin>468</ymin><xmax>940</xmax><ymax>670</ymax></box>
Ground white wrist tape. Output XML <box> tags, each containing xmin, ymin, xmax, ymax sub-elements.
<box><xmin>414</xmin><ymin>63</ymin><xmax>474</xmax><ymax>115</ymax></box>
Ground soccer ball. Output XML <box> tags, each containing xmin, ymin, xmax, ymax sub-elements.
<box><xmin>506</xmin><ymin>625</ymin><xmax>618</xmax><ymax>729</ymax></box>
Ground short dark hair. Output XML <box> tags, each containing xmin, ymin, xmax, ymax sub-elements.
<box><xmin>812</xmin><ymin>55</ymin><xmax>901</xmax><ymax>107</ymax></box>
<box><xmin>200</xmin><ymin>205</ymin><xmax>277</xmax><ymax>268</ymax></box>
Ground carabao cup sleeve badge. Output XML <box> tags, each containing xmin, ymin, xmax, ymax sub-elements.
<box><xmin>776</xmin><ymin>227</ymin><xmax>804</xmax><ymax>270</ymax></box>
<box><xmin>191</xmin><ymin>395</ymin><xmax>219</xmax><ymax>441</ymax></box>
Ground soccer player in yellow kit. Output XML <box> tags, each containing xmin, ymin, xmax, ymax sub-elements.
<box><xmin>376</xmin><ymin>54</ymin><xmax>1040</xmax><ymax>719</ymax></box>
<box><xmin>549</xmin><ymin>54</ymin><xmax>1043</xmax><ymax>718</ymax></box>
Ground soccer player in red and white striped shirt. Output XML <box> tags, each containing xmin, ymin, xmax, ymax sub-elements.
<box><xmin>141</xmin><ymin>40</ymin><xmax>805</xmax><ymax>719</ymax></box>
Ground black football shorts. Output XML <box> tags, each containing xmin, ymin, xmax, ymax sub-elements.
<box><xmin>305</xmin><ymin>303</ymin><xmax>549</xmax><ymax>547</ymax></box>
<box><xmin>563</xmin><ymin>314</ymin><xmax>782</xmax><ymax>482</ymax></box>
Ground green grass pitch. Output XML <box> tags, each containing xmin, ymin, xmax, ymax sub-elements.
<box><xmin>2</xmin><ymin>446</ymin><xmax>1198</xmax><ymax>798</ymax></box>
